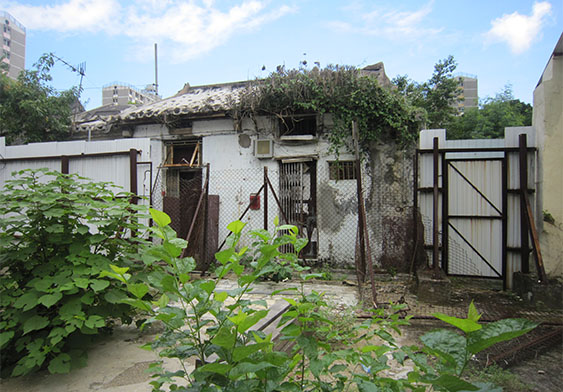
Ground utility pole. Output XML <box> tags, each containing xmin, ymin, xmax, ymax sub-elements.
<box><xmin>154</xmin><ymin>43</ymin><xmax>158</xmax><ymax>96</ymax></box>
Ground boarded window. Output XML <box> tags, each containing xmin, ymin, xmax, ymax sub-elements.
<box><xmin>328</xmin><ymin>161</ymin><xmax>356</xmax><ymax>180</ymax></box>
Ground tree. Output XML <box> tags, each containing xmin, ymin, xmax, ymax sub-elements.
<box><xmin>448</xmin><ymin>85</ymin><xmax>532</xmax><ymax>139</ymax></box>
<box><xmin>0</xmin><ymin>54</ymin><xmax>77</xmax><ymax>145</ymax></box>
<box><xmin>393</xmin><ymin>55</ymin><xmax>460</xmax><ymax>129</ymax></box>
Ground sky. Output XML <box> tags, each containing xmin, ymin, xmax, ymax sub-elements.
<box><xmin>1</xmin><ymin>0</ymin><xmax>561</xmax><ymax>110</ymax></box>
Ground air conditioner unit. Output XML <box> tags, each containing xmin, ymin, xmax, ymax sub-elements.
<box><xmin>254</xmin><ymin>139</ymin><xmax>273</xmax><ymax>159</ymax></box>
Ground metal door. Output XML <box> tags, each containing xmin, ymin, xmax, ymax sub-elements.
<box><xmin>445</xmin><ymin>159</ymin><xmax>505</xmax><ymax>278</ymax></box>
<box><xmin>279</xmin><ymin>160</ymin><xmax>318</xmax><ymax>257</ymax></box>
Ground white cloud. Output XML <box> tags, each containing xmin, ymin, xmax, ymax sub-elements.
<box><xmin>485</xmin><ymin>2</ymin><xmax>552</xmax><ymax>54</ymax></box>
<box><xmin>2</xmin><ymin>0</ymin><xmax>121</xmax><ymax>33</ymax></box>
<box><xmin>328</xmin><ymin>1</ymin><xmax>442</xmax><ymax>40</ymax></box>
<box><xmin>1</xmin><ymin>0</ymin><xmax>294</xmax><ymax>61</ymax></box>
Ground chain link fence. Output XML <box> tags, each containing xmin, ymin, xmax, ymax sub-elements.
<box><xmin>147</xmin><ymin>150</ymin><xmax>419</xmax><ymax>275</ymax></box>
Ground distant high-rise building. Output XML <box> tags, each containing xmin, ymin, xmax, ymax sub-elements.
<box><xmin>454</xmin><ymin>74</ymin><xmax>478</xmax><ymax>113</ymax></box>
<box><xmin>1</xmin><ymin>11</ymin><xmax>25</xmax><ymax>80</ymax></box>
<box><xmin>102</xmin><ymin>82</ymin><xmax>160</xmax><ymax>106</ymax></box>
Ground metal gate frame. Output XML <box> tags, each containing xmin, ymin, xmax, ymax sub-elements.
<box><xmin>415</xmin><ymin>133</ymin><xmax>543</xmax><ymax>290</ymax></box>
<box><xmin>442</xmin><ymin>157</ymin><xmax>507</xmax><ymax>282</ymax></box>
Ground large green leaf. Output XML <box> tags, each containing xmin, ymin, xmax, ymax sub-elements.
<box><xmin>467</xmin><ymin>318</ymin><xmax>538</xmax><ymax>354</ymax></box>
<box><xmin>432</xmin><ymin>313</ymin><xmax>482</xmax><ymax>334</ymax></box>
<box><xmin>48</xmin><ymin>353</ymin><xmax>72</xmax><ymax>374</ymax></box>
<box><xmin>211</xmin><ymin>327</ymin><xmax>236</xmax><ymax>348</ymax></box>
<box><xmin>232</xmin><ymin>343</ymin><xmax>268</xmax><ymax>362</ymax></box>
<box><xmin>89</xmin><ymin>279</ymin><xmax>110</xmax><ymax>292</ymax></box>
<box><xmin>200</xmin><ymin>280</ymin><xmax>216</xmax><ymax>295</ymax></box>
<box><xmin>150</xmin><ymin>208</ymin><xmax>171</xmax><ymax>227</ymax></box>
<box><xmin>239</xmin><ymin>310</ymin><xmax>268</xmax><ymax>333</ymax></box>
<box><xmin>229</xmin><ymin>361</ymin><xmax>275</xmax><ymax>379</ymax></box>
<box><xmin>38</xmin><ymin>292</ymin><xmax>63</xmax><ymax>308</ymax></box>
<box><xmin>128</xmin><ymin>283</ymin><xmax>149</xmax><ymax>299</ymax></box>
<box><xmin>23</xmin><ymin>315</ymin><xmax>49</xmax><ymax>335</ymax></box>
<box><xmin>431</xmin><ymin>374</ymin><xmax>479</xmax><ymax>391</ymax></box>
<box><xmin>227</xmin><ymin>220</ymin><xmax>246</xmax><ymax>235</ymax></box>
<box><xmin>104</xmin><ymin>288</ymin><xmax>128</xmax><ymax>304</ymax></box>
<box><xmin>420</xmin><ymin>329</ymin><xmax>467</xmax><ymax>374</ymax></box>
<box><xmin>467</xmin><ymin>301</ymin><xmax>482</xmax><ymax>322</ymax></box>
<box><xmin>163</xmin><ymin>241</ymin><xmax>182</xmax><ymax>258</ymax></box>
<box><xmin>13</xmin><ymin>291</ymin><xmax>39</xmax><ymax>311</ymax></box>
<box><xmin>197</xmin><ymin>362</ymin><xmax>232</xmax><ymax>375</ymax></box>
<box><xmin>0</xmin><ymin>331</ymin><xmax>14</xmax><ymax>348</ymax></box>
<box><xmin>84</xmin><ymin>315</ymin><xmax>105</xmax><ymax>329</ymax></box>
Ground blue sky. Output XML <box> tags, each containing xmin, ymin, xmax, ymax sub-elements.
<box><xmin>2</xmin><ymin>0</ymin><xmax>561</xmax><ymax>109</ymax></box>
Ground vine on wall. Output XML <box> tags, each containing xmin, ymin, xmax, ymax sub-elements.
<box><xmin>231</xmin><ymin>65</ymin><xmax>424</xmax><ymax>153</ymax></box>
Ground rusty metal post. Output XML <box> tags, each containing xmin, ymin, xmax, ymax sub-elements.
<box><xmin>432</xmin><ymin>137</ymin><xmax>440</xmax><ymax>272</ymax></box>
<box><xmin>61</xmin><ymin>156</ymin><xmax>69</xmax><ymax>174</ymax></box>
<box><xmin>264</xmin><ymin>166</ymin><xmax>268</xmax><ymax>231</ymax></box>
<box><xmin>202</xmin><ymin>163</ymin><xmax>210</xmax><ymax>267</ymax></box>
<box><xmin>519</xmin><ymin>134</ymin><xmax>530</xmax><ymax>273</ymax></box>
<box><xmin>128</xmin><ymin>149</ymin><xmax>139</xmax><ymax>237</ymax></box>
<box><xmin>502</xmin><ymin>156</ymin><xmax>508</xmax><ymax>290</ymax></box>
<box><xmin>355</xmin><ymin>142</ymin><xmax>366</xmax><ymax>284</ymax></box>
<box><xmin>129</xmin><ymin>149</ymin><xmax>138</xmax><ymax>204</ymax></box>
<box><xmin>441</xmin><ymin>150</ymin><xmax>449</xmax><ymax>274</ymax></box>
<box><xmin>353</xmin><ymin>121</ymin><xmax>376</xmax><ymax>305</ymax></box>
<box><xmin>265</xmin><ymin>176</ymin><xmax>289</xmax><ymax>225</ymax></box>
<box><xmin>182</xmin><ymin>169</ymin><xmax>210</xmax><ymax>259</ymax></box>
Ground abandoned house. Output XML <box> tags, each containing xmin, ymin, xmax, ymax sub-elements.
<box><xmin>3</xmin><ymin>46</ymin><xmax>560</xmax><ymax>292</ymax></box>
<box><xmin>69</xmin><ymin>63</ymin><xmax>416</xmax><ymax>272</ymax></box>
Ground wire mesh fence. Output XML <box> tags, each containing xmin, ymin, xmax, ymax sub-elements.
<box><xmin>147</xmin><ymin>152</ymin><xmax>418</xmax><ymax>276</ymax></box>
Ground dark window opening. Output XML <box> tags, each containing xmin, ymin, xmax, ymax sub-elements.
<box><xmin>328</xmin><ymin>161</ymin><xmax>356</xmax><ymax>180</ymax></box>
<box><xmin>279</xmin><ymin>115</ymin><xmax>317</xmax><ymax>137</ymax></box>
<box><xmin>165</xmin><ymin>141</ymin><xmax>201</xmax><ymax>167</ymax></box>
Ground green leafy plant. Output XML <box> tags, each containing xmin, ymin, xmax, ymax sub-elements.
<box><xmin>407</xmin><ymin>301</ymin><xmax>539</xmax><ymax>391</ymax></box>
<box><xmin>0</xmin><ymin>169</ymin><xmax>148</xmax><ymax>377</ymax></box>
<box><xmin>106</xmin><ymin>210</ymin><xmax>311</xmax><ymax>390</ymax></box>
<box><xmin>107</xmin><ymin>210</ymin><xmax>538</xmax><ymax>391</ymax></box>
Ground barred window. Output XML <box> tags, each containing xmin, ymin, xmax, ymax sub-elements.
<box><xmin>328</xmin><ymin>161</ymin><xmax>356</xmax><ymax>180</ymax></box>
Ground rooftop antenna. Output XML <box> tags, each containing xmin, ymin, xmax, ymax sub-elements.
<box><xmin>154</xmin><ymin>43</ymin><xmax>158</xmax><ymax>96</ymax></box>
<box><xmin>50</xmin><ymin>53</ymin><xmax>86</xmax><ymax>137</ymax></box>
<box><xmin>51</xmin><ymin>53</ymin><xmax>86</xmax><ymax>99</ymax></box>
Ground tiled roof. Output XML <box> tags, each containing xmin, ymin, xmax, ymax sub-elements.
<box><xmin>73</xmin><ymin>82</ymin><xmax>248</xmax><ymax>133</ymax></box>
<box><xmin>119</xmin><ymin>82</ymin><xmax>246</xmax><ymax>122</ymax></box>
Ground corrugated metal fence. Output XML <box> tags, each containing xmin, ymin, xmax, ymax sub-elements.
<box><xmin>0</xmin><ymin>136</ymin><xmax>154</xmax><ymax>220</ymax></box>
<box><xmin>417</xmin><ymin>128</ymin><xmax>542</xmax><ymax>289</ymax></box>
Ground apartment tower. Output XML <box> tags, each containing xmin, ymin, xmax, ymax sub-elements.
<box><xmin>1</xmin><ymin>11</ymin><xmax>25</xmax><ymax>80</ymax></box>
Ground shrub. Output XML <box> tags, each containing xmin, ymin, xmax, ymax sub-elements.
<box><xmin>108</xmin><ymin>210</ymin><xmax>539</xmax><ymax>391</ymax></box>
<box><xmin>0</xmin><ymin>169</ymin><xmax>148</xmax><ymax>377</ymax></box>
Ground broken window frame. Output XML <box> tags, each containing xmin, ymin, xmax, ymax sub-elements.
<box><xmin>164</xmin><ymin>140</ymin><xmax>202</xmax><ymax>168</ymax></box>
<box><xmin>278</xmin><ymin>114</ymin><xmax>318</xmax><ymax>140</ymax></box>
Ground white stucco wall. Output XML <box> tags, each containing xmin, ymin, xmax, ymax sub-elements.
<box><xmin>533</xmin><ymin>35</ymin><xmax>563</xmax><ymax>278</ymax></box>
<box><xmin>194</xmin><ymin>115</ymin><xmax>370</xmax><ymax>265</ymax></box>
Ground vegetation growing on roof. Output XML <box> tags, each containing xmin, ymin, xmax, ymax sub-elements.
<box><xmin>232</xmin><ymin>65</ymin><xmax>424</xmax><ymax>153</ymax></box>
